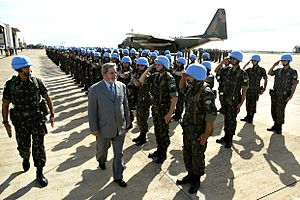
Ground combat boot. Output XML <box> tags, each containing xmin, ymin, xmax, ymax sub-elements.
<box><xmin>247</xmin><ymin>114</ymin><xmax>253</xmax><ymax>124</ymax></box>
<box><xmin>132</xmin><ymin>135</ymin><xmax>142</xmax><ymax>143</ymax></box>
<box><xmin>36</xmin><ymin>167</ymin><xmax>48</xmax><ymax>187</ymax></box>
<box><xmin>148</xmin><ymin>150</ymin><xmax>160</xmax><ymax>159</ymax></box>
<box><xmin>225</xmin><ymin>135</ymin><xmax>233</xmax><ymax>148</ymax></box>
<box><xmin>216</xmin><ymin>136</ymin><xmax>227</xmax><ymax>144</ymax></box>
<box><xmin>267</xmin><ymin>123</ymin><xmax>277</xmax><ymax>132</ymax></box>
<box><xmin>155</xmin><ymin>149</ymin><xmax>167</xmax><ymax>164</ymax></box>
<box><xmin>176</xmin><ymin>173</ymin><xmax>192</xmax><ymax>185</ymax></box>
<box><xmin>189</xmin><ymin>175</ymin><xmax>200</xmax><ymax>194</ymax></box>
<box><xmin>240</xmin><ymin>115</ymin><xmax>250</xmax><ymax>122</ymax></box>
<box><xmin>22</xmin><ymin>158</ymin><xmax>30</xmax><ymax>172</ymax></box>
<box><xmin>275</xmin><ymin>124</ymin><xmax>282</xmax><ymax>134</ymax></box>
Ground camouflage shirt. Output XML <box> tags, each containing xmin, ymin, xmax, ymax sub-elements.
<box><xmin>135</xmin><ymin>71</ymin><xmax>152</xmax><ymax>105</ymax></box>
<box><xmin>270</xmin><ymin>66</ymin><xmax>298</xmax><ymax>94</ymax></box>
<box><xmin>223</xmin><ymin>66</ymin><xmax>249</xmax><ymax>101</ymax></box>
<box><xmin>183</xmin><ymin>81</ymin><xmax>217</xmax><ymax>128</ymax></box>
<box><xmin>118</xmin><ymin>66</ymin><xmax>133</xmax><ymax>85</ymax></box>
<box><xmin>148</xmin><ymin>71</ymin><xmax>178</xmax><ymax>107</ymax></box>
<box><xmin>246</xmin><ymin>65</ymin><xmax>267</xmax><ymax>91</ymax></box>
<box><xmin>2</xmin><ymin>76</ymin><xmax>48</xmax><ymax>111</ymax></box>
<box><xmin>216</xmin><ymin>65</ymin><xmax>231</xmax><ymax>92</ymax></box>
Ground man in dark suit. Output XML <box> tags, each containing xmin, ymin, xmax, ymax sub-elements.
<box><xmin>88</xmin><ymin>62</ymin><xmax>131</xmax><ymax>187</ymax></box>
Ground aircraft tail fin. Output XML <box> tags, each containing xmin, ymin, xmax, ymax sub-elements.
<box><xmin>203</xmin><ymin>8</ymin><xmax>227</xmax><ymax>39</ymax></box>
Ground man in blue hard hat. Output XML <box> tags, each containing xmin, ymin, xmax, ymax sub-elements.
<box><xmin>2</xmin><ymin>55</ymin><xmax>54</xmax><ymax>187</ymax></box>
<box><xmin>267</xmin><ymin>53</ymin><xmax>298</xmax><ymax>134</ymax></box>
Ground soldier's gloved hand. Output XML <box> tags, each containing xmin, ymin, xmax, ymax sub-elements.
<box><xmin>4</xmin><ymin>123</ymin><xmax>12</xmax><ymax>138</ymax></box>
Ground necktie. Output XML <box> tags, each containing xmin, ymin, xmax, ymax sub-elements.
<box><xmin>109</xmin><ymin>84</ymin><xmax>115</xmax><ymax>96</ymax></box>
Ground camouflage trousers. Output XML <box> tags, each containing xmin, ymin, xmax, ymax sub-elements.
<box><xmin>246</xmin><ymin>90</ymin><xmax>259</xmax><ymax>115</ymax></box>
<box><xmin>136</xmin><ymin>102</ymin><xmax>150</xmax><ymax>134</ymax></box>
<box><xmin>182</xmin><ymin>126</ymin><xmax>207</xmax><ymax>176</ymax></box>
<box><xmin>223</xmin><ymin>99</ymin><xmax>239</xmax><ymax>135</ymax></box>
<box><xmin>152</xmin><ymin>105</ymin><xmax>170</xmax><ymax>152</ymax></box>
<box><xmin>270</xmin><ymin>91</ymin><xmax>287</xmax><ymax>125</ymax></box>
<box><xmin>174</xmin><ymin>91</ymin><xmax>184</xmax><ymax>118</ymax></box>
<box><xmin>11</xmin><ymin>113</ymin><xmax>47</xmax><ymax>168</ymax></box>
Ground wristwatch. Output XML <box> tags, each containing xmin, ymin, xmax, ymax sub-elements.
<box><xmin>2</xmin><ymin>120</ymin><xmax>9</xmax><ymax>124</ymax></box>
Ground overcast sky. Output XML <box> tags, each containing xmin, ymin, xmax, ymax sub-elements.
<box><xmin>1</xmin><ymin>0</ymin><xmax>299</xmax><ymax>51</ymax></box>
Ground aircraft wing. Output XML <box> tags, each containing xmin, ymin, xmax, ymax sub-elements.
<box><xmin>126</xmin><ymin>33</ymin><xmax>174</xmax><ymax>42</ymax></box>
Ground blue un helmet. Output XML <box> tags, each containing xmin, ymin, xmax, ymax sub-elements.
<box><xmin>201</xmin><ymin>61</ymin><xmax>212</xmax><ymax>71</ymax></box>
<box><xmin>186</xmin><ymin>64</ymin><xmax>207</xmax><ymax>81</ymax></box>
<box><xmin>130</xmin><ymin>48</ymin><xmax>137</xmax><ymax>55</ymax></box>
<box><xmin>165</xmin><ymin>50</ymin><xmax>171</xmax><ymax>55</ymax></box>
<box><xmin>154</xmin><ymin>55</ymin><xmax>170</xmax><ymax>69</ymax></box>
<box><xmin>280</xmin><ymin>53</ymin><xmax>293</xmax><ymax>62</ymax></box>
<box><xmin>165</xmin><ymin>54</ymin><xmax>172</xmax><ymax>62</ymax></box>
<box><xmin>103</xmin><ymin>52</ymin><xmax>111</xmax><ymax>58</ymax></box>
<box><xmin>142</xmin><ymin>49</ymin><xmax>149</xmax><ymax>56</ymax></box>
<box><xmin>150</xmin><ymin>51</ymin><xmax>158</xmax><ymax>58</ymax></box>
<box><xmin>202</xmin><ymin>52</ymin><xmax>210</xmax><ymax>60</ymax></box>
<box><xmin>251</xmin><ymin>55</ymin><xmax>261</xmax><ymax>62</ymax></box>
<box><xmin>94</xmin><ymin>52</ymin><xmax>101</xmax><ymax>58</ymax></box>
<box><xmin>12</xmin><ymin>55</ymin><xmax>32</xmax><ymax>70</ymax></box>
<box><xmin>176</xmin><ymin>57</ymin><xmax>187</xmax><ymax>66</ymax></box>
<box><xmin>137</xmin><ymin>57</ymin><xmax>149</xmax><ymax>67</ymax></box>
<box><xmin>176</xmin><ymin>51</ymin><xmax>183</xmax><ymax>57</ymax></box>
<box><xmin>121</xmin><ymin>56</ymin><xmax>132</xmax><ymax>64</ymax></box>
<box><xmin>81</xmin><ymin>48</ymin><xmax>86</xmax><ymax>55</ymax></box>
<box><xmin>111</xmin><ymin>53</ymin><xmax>120</xmax><ymax>60</ymax></box>
<box><xmin>190</xmin><ymin>54</ymin><xmax>197</xmax><ymax>60</ymax></box>
<box><xmin>123</xmin><ymin>49</ymin><xmax>129</xmax><ymax>55</ymax></box>
<box><xmin>230</xmin><ymin>50</ymin><xmax>243</xmax><ymax>62</ymax></box>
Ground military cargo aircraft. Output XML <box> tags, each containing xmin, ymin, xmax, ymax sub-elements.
<box><xmin>118</xmin><ymin>8</ymin><xmax>227</xmax><ymax>51</ymax></box>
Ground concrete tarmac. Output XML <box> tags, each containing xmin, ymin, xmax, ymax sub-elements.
<box><xmin>0</xmin><ymin>49</ymin><xmax>299</xmax><ymax>200</ymax></box>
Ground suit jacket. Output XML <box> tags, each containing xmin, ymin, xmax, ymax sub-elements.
<box><xmin>88</xmin><ymin>80</ymin><xmax>130</xmax><ymax>138</ymax></box>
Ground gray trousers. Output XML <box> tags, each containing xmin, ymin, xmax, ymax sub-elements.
<box><xmin>96</xmin><ymin>134</ymin><xmax>125</xmax><ymax>180</ymax></box>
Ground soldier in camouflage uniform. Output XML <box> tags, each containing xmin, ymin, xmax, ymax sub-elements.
<box><xmin>215</xmin><ymin>51</ymin><xmax>249</xmax><ymax>148</ymax></box>
<box><xmin>171</xmin><ymin>57</ymin><xmax>186</xmax><ymax>121</ymax></box>
<box><xmin>139</xmin><ymin>55</ymin><xmax>178</xmax><ymax>164</ymax></box>
<box><xmin>176</xmin><ymin>63</ymin><xmax>217</xmax><ymax>194</ymax></box>
<box><xmin>202</xmin><ymin>61</ymin><xmax>215</xmax><ymax>94</ymax></box>
<box><xmin>215</xmin><ymin>56</ymin><xmax>230</xmax><ymax>113</ymax></box>
<box><xmin>2</xmin><ymin>55</ymin><xmax>54</xmax><ymax>187</ymax></box>
<box><xmin>241</xmin><ymin>55</ymin><xmax>268</xmax><ymax>123</ymax></box>
<box><xmin>131</xmin><ymin>57</ymin><xmax>152</xmax><ymax>146</ymax></box>
<box><xmin>267</xmin><ymin>53</ymin><xmax>298</xmax><ymax>134</ymax></box>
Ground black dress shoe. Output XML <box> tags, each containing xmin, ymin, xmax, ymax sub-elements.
<box><xmin>155</xmin><ymin>155</ymin><xmax>166</xmax><ymax>164</ymax></box>
<box><xmin>114</xmin><ymin>179</ymin><xmax>127</xmax><ymax>187</ymax></box>
<box><xmin>99</xmin><ymin>162</ymin><xmax>106</xmax><ymax>170</ymax></box>
<box><xmin>22</xmin><ymin>158</ymin><xmax>30</xmax><ymax>172</ymax></box>
<box><xmin>148</xmin><ymin>151</ymin><xmax>160</xmax><ymax>158</ymax></box>
<box><xmin>135</xmin><ymin>138</ymin><xmax>146</xmax><ymax>146</ymax></box>
<box><xmin>176</xmin><ymin>174</ymin><xmax>192</xmax><ymax>185</ymax></box>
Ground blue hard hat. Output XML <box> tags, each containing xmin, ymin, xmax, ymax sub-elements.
<box><xmin>121</xmin><ymin>56</ymin><xmax>132</xmax><ymax>64</ymax></box>
<box><xmin>190</xmin><ymin>54</ymin><xmax>197</xmax><ymax>60</ymax></box>
<box><xmin>165</xmin><ymin>54</ymin><xmax>172</xmax><ymax>61</ymax></box>
<box><xmin>251</xmin><ymin>55</ymin><xmax>261</xmax><ymax>62</ymax></box>
<box><xmin>12</xmin><ymin>55</ymin><xmax>32</xmax><ymax>70</ymax></box>
<box><xmin>155</xmin><ymin>50</ymin><xmax>159</xmax><ymax>55</ymax></box>
<box><xmin>111</xmin><ymin>53</ymin><xmax>119</xmax><ymax>59</ymax></box>
<box><xmin>86</xmin><ymin>49</ymin><xmax>91</xmax><ymax>55</ymax></box>
<box><xmin>107</xmin><ymin>48</ymin><xmax>111</xmax><ymax>52</ymax></box>
<box><xmin>280</xmin><ymin>53</ymin><xmax>293</xmax><ymax>61</ymax></box>
<box><xmin>137</xmin><ymin>57</ymin><xmax>149</xmax><ymax>67</ymax></box>
<box><xmin>113</xmin><ymin>49</ymin><xmax>119</xmax><ymax>53</ymax></box>
<box><xmin>201</xmin><ymin>61</ymin><xmax>212</xmax><ymax>70</ymax></box>
<box><xmin>94</xmin><ymin>52</ymin><xmax>101</xmax><ymax>57</ymax></box>
<box><xmin>150</xmin><ymin>52</ymin><xmax>158</xmax><ymax>58</ymax></box>
<box><xmin>165</xmin><ymin>50</ymin><xmax>171</xmax><ymax>55</ymax></box>
<box><xmin>81</xmin><ymin>48</ymin><xmax>86</xmax><ymax>54</ymax></box>
<box><xmin>186</xmin><ymin>64</ymin><xmax>207</xmax><ymax>81</ymax></box>
<box><xmin>103</xmin><ymin>52</ymin><xmax>111</xmax><ymax>58</ymax></box>
<box><xmin>142</xmin><ymin>50</ymin><xmax>148</xmax><ymax>55</ymax></box>
<box><xmin>176</xmin><ymin>57</ymin><xmax>187</xmax><ymax>65</ymax></box>
<box><xmin>123</xmin><ymin>49</ymin><xmax>129</xmax><ymax>54</ymax></box>
<box><xmin>230</xmin><ymin>51</ymin><xmax>243</xmax><ymax>62</ymax></box>
<box><xmin>202</xmin><ymin>52</ymin><xmax>210</xmax><ymax>59</ymax></box>
<box><xmin>130</xmin><ymin>48</ymin><xmax>137</xmax><ymax>54</ymax></box>
<box><xmin>176</xmin><ymin>51</ymin><xmax>183</xmax><ymax>57</ymax></box>
<box><xmin>155</xmin><ymin>55</ymin><xmax>170</xmax><ymax>69</ymax></box>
